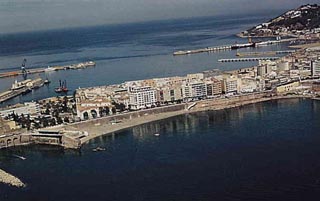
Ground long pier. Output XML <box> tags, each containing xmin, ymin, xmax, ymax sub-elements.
<box><xmin>218</xmin><ymin>57</ymin><xmax>279</xmax><ymax>62</ymax></box>
<box><xmin>173</xmin><ymin>45</ymin><xmax>232</xmax><ymax>56</ymax></box>
<box><xmin>0</xmin><ymin>61</ymin><xmax>95</xmax><ymax>79</ymax></box>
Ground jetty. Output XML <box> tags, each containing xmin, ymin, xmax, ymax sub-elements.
<box><xmin>218</xmin><ymin>57</ymin><xmax>279</xmax><ymax>62</ymax></box>
<box><xmin>0</xmin><ymin>61</ymin><xmax>95</xmax><ymax>79</ymax></box>
<box><xmin>0</xmin><ymin>168</ymin><xmax>25</xmax><ymax>188</ymax></box>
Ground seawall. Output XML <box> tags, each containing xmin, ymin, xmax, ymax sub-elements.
<box><xmin>0</xmin><ymin>168</ymin><xmax>25</xmax><ymax>188</ymax></box>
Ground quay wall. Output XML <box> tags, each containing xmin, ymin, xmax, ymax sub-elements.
<box><xmin>0</xmin><ymin>134</ymin><xmax>33</xmax><ymax>150</ymax></box>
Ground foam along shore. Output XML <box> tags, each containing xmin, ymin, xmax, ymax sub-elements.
<box><xmin>0</xmin><ymin>168</ymin><xmax>25</xmax><ymax>188</ymax></box>
<box><xmin>61</xmin><ymin>93</ymin><xmax>316</xmax><ymax>146</ymax></box>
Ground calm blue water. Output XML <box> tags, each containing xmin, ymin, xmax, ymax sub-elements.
<box><xmin>0</xmin><ymin>99</ymin><xmax>320</xmax><ymax>201</ymax></box>
<box><xmin>2</xmin><ymin>13</ymin><xmax>317</xmax><ymax>201</ymax></box>
<box><xmin>0</xmin><ymin>13</ymin><xmax>289</xmax><ymax>106</ymax></box>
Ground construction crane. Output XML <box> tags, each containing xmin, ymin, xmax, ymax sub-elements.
<box><xmin>21</xmin><ymin>59</ymin><xmax>27</xmax><ymax>75</ymax></box>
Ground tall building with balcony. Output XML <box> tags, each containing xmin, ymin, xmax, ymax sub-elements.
<box><xmin>221</xmin><ymin>77</ymin><xmax>239</xmax><ymax>94</ymax></box>
<box><xmin>182</xmin><ymin>81</ymin><xmax>207</xmax><ymax>100</ymax></box>
<box><xmin>311</xmin><ymin>60</ymin><xmax>320</xmax><ymax>77</ymax></box>
<box><xmin>129</xmin><ymin>86</ymin><xmax>157</xmax><ymax>110</ymax></box>
<box><xmin>205</xmin><ymin>78</ymin><xmax>222</xmax><ymax>97</ymax></box>
<box><xmin>157</xmin><ymin>84</ymin><xmax>183</xmax><ymax>103</ymax></box>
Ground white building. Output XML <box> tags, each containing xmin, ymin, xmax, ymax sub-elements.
<box><xmin>311</xmin><ymin>60</ymin><xmax>320</xmax><ymax>77</ymax></box>
<box><xmin>182</xmin><ymin>81</ymin><xmax>207</xmax><ymax>100</ymax></box>
<box><xmin>129</xmin><ymin>86</ymin><xmax>157</xmax><ymax>110</ymax></box>
<box><xmin>222</xmin><ymin>77</ymin><xmax>239</xmax><ymax>94</ymax></box>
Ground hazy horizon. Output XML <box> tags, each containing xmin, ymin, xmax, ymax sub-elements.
<box><xmin>0</xmin><ymin>0</ymin><xmax>318</xmax><ymax>34</ymax></box>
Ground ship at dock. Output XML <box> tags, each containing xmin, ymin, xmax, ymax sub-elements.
<box><xmin>55</xmin><ymin>80</ymin><xmax>69</xmax><ymax>93</ymax></box>
<box><xmin>230</xmin><ymin>42</ymin><xmax>256</xmax><ymax>50</ymax></box>
<box><xmin>1</xmin><ymin>78</ymin><xmax>46</xmax><ymax>104</ymax></box>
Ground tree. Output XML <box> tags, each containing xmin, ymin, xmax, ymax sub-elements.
<box><xmin>111</xmin><ymin>107</ymin><xmax>116</xmax><ymax>114</ymax></box>
<box><xmin>64</xmin><ymin>117</ymin><xmax>70</xmax><ymax>123</ymax></box>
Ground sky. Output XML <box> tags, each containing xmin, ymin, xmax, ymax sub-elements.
<box><xmin>0</xmin><ymin>0</ymin><xmax>318</xmax><ymax>34</ymax></box>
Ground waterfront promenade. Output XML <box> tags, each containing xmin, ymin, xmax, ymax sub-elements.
<box><xmin>57</xmin><ymin>93</ymin><xmax>316</xmax><ymax>146</ymax></box>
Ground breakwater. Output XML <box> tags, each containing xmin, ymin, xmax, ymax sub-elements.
<box><xmin>0</xmin><ymin>61</ymin><xmax>95</xmax><ymax>79</ymax></box>
<box><xmin>0</xmin><ymin>169</ymin><xmax>25</xmax><ymax>188</ymax></box>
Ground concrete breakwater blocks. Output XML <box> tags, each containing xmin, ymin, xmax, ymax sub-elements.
<box><xmin>0</xmin><ymin>169</ymin><xmax>25</xmax><ymax>188</ymax></box>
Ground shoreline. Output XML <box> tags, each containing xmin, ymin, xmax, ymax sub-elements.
<box><xmin>63</xmin><ymin>94</ymin><xmax>316</xmax><ymax>145</ymax></box>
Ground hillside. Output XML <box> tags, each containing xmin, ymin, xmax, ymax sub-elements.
<box><xmin>240</xmin><ymin>4</ymin><xmax>320</xmax><ymax>37</ymax></box>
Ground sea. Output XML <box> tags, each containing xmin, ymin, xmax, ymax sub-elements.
<box><xmin>0</xmin><ymin>12</ymin><xmax>288</xmax><ymax>106</ymax></box>
<box><xmin>1</xmin><ymin>12</ymin><xmax>320</xmax><ymax>201</ymax></box>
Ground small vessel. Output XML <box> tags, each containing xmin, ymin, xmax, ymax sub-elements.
<box><xmin>55</xmin><ymin>80</ymin><xmax>68</xmax><ymax>93</ymax></box>
<box><xmin>12</xmin><ymin>154</ymin><xmax>26</xmax><ymax>160</ymax></box>
<box><xmin>92</xmin><ymin>147</ymin><xmax>106</xmax><ymax>152</ymax></box>
<box><xmin>11</xmin><ymin>79</ymin><xmax>32</xmax><ymax>90</ymax></box>
<box><xmin>154</xmin><ymin>133</ymin><xmax>160</xmax><ymax>137</ymax></box>
<box><xmin>44</xmin><ymin>78</ymin><xmax>51</xmax><ymax>85</ymax></box>
<box><xmin>231</xmin><ymin>43</ymin><xmax>256</xmax><ymax>50</ymax></box>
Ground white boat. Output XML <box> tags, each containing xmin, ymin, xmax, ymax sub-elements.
<box><xmin>154</xmin><ymin>133</ymin><xmax>160</xmax><ymax>136</ymax></box>
<box><xmin>11</xmin><ymin>79</ymin><xmax>31</xmax><ymax>90</ymax></box>
<box><xmin>12</xmin><ymin>154</ymin><xmax>26</xmax><ymax>160</ymax></box>
<box><xmin>44</xmin><ymin>66</ymin><xmax>56</xmax><ymax>72</ymax></box>
<box><xmin>92</xmin><ymin>147</ymin><xmax>106</xmax><ymax>152</ymax></box>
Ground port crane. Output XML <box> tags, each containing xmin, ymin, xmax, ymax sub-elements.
<box><xmin>21</xmin><ymin>59</ymin><xmax>27</xmax><ymax>75</ymax></box>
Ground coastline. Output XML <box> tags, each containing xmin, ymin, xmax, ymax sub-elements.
<box><xmin>59</xmin><ymin>94</ymin><xmax>316</xmax><ymax>145</ymax></box>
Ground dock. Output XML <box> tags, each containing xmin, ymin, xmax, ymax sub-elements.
<box><xmin>0</xmin><ymin>61</ymin><xmax>95</xmax><ymax>79</ymax></box>
<box><xmin>236</xmin><ymin>50</ymin><xmax>295</xmax><ymax>57</ymax></box>
<box><xmin>255</xmin><ymin>38</ymin><xmax>297</xmax><ymax>46</ymax></box>
<box><xmin>0</xmin><ymin>78</ymin><xmax>46</xmax><ymax>103</ymax></box>
<box><xmin>218</xmin><ymin>57</ymin><xmax>279</xmax><ymax>62</ymax></box>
